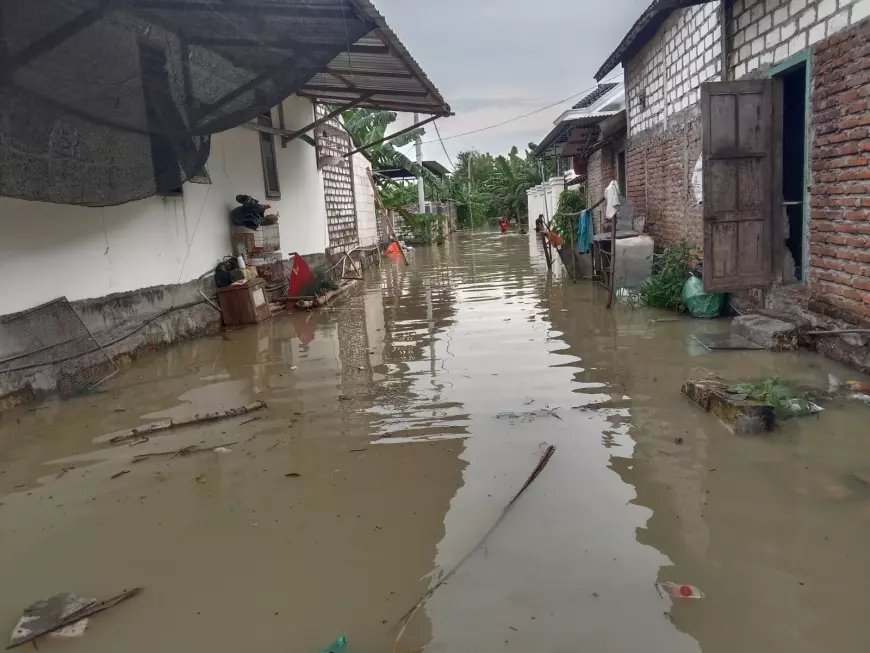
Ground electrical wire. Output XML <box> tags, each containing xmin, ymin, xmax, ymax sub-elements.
<box><xmin>433</xmin><ymin>122</ymin><xmax>456</xmax><ymax>171</ymax></box>
<box><xmin>417</xmin><ymin>73</ymin><xmax>622</xmax><ymax>145</ymax></box>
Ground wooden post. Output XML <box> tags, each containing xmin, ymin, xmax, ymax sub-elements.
<box><xmin>367</xmin><ymin>169</ymin><xmax>409</xmax><ymax>266</ymax></box>
<box><xmin>541</xmin><ymin>231</ymin><xmax>553</xmax><ymax>269</ymax></box>
<box><xmin>568</xmin><ymin>216</ymin><xmax>577</xmax><ymax>283</ymax></box>
<box><xmin>606</xmin><ymin>208</ymin><xmax>618</xmax><ymax>309</ymax></box>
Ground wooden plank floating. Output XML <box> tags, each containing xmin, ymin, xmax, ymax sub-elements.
<box><xmin>109</xmin><ymin>401</ymin><xmax>267</xmax><ymax>444</ymax></box>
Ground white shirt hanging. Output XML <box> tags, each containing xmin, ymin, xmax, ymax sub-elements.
<box><xmin>604</xmin><ymin>180</ymin><xmax>621</xmax><ymax>219</ymax></box>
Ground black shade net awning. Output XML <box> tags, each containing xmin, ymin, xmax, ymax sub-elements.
<box><xmin>0</xmin><ymin>0</ymin><xmax>449</xmax><ymax>207</ymax></box>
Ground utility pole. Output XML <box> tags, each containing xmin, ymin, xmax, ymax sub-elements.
<box><xmin>414</xmin><ymin>113</ymin><xmax>425</xmax><ymax>213</ymax></box>
<box><xmin>467</xmin><ymin>160</ymin><xmax>474</xmax><ymax>230</ymax></box>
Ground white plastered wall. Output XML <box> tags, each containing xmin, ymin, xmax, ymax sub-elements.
<box><xmin>527</xmin><ymin>187</ymin><xmax>544</xmax><ymax>229</ymax></box>
<box><xmin>352</xmin><ymin>153</ymin><xmax>379</xmax><ymax>247</ymax></box>
<box><xmin>0</xmin><ymin>95</ymin><xmax>329</xmax><ymax>315</ymax></box>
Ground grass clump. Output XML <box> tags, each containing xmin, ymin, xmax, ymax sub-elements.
<box><xmin>726</xmin><ymin>377</ymin><xmax>817</xmax><ymax>419</ymax></box>
<box><xmin>640</xmin><ymin>239</ymin><xmax>695</xmax><ymax>313</ymax></box>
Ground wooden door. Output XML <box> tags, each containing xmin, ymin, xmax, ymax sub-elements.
<box><xmin>701</xmin><ymin>80</ymin><xmax>781</xmax><ymax>292</ymax></box>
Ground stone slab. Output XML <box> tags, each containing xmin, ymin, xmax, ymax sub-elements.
<box><xmin>731</xmin><ymin>314</ymin><xmax>798</xmax><ymax>351</ymax></box>
<box><xmin>693</xmin><ymin>332</ymin><xmax>763</xmax><ymax>351</ymax></box>
<box><xmin>681</xmin><ymin>378</ymin><xmax>775</xmax><ymax>434</ymax></box>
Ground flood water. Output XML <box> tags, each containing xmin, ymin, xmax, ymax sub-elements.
<box><xmin>2</xmin><ymin>231</ymin><xmax>870</xmax><ymax>652</ymax></box>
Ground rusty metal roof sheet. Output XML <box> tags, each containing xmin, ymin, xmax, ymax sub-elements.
<box><xmin>300</xmin><ymin>0</ymin><xmax>451</xmax><ymax>115</ymax></box>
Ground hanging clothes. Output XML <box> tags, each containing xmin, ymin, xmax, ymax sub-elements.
<box><xmin>604</xmin><ymin>180</ymin><xmax>621</xmax><ymax>220</ymax></box>
<box><xmin>576</xmin><ymin>209</ymin><xmax>593</xmax><ymax>254</ymax></box>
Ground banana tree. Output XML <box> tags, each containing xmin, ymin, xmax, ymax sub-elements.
<box><xmin>339</xmin><ymin>108</ymin><xmax>443</xmax><ymax>198</ymax></box>
<box><xmin>485</xmin><ymin>146</ymin><xmax>544</xmax><ymax>222</ymax></box>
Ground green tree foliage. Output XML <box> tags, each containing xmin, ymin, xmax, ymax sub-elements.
<box><xmin>551</xmin><ymin>188</ymin><xmax>587</xmax><ymax>241</ymax></box>
<box><xmin>339</xmin><ymin>108</ymin><xmax>443</xmax><ymax>205</ymax></box>
<box><xmin>450</xmin><ymin>145</ymin><xmax>556</xmax><ymax>228</ymax></box>
<box><xmin>339</xmin><ymin>108</ymin><xmax>560</xmax><ymax>230</ymax></box>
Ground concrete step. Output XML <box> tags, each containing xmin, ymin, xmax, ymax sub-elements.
<box><xmin>731</xmin><ymin>314</ymin><xmax>798</xmax><ymax>351</ymax></box>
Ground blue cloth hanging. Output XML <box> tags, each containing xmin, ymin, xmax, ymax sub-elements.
<box><xmin>576</xmin><ymin>209</ymin><xmax>593</xmax><ymax>254</ymax></box>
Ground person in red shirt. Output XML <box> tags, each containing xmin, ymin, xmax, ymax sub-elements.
<box><xmin>499</xmin><ymin>216</ymin><xmax>508</xmax><ymax>233</ymax></box>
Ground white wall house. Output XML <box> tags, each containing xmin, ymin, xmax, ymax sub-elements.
<box><xmin>0</xmin><ymin>95</ymin><xmax>380</xmax><ymax>316</ymax></box>
<box><xmin>526</xmin><ymin>176</ymin><xmax>566</xmax><ymax>229</ymax></box>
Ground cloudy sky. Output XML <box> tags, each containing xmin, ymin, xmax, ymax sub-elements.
<box><xmin>373</xmin><ymin>0</ymin><xmax>651</xmax><ymax>167</ymax></box>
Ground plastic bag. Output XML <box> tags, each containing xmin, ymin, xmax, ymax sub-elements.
<box><xmin>682</xmin><ymin>276</ymin><xmax>725</xmax><ymax>318</ymax></box>
<box><xmin>319</xmin><ymin>635</ymin><xmax>347</xmax><ymax>653</ymax></box>
<box><xmin>656</xmin><ymin>582</ymin><xmax>704</xmax><ymax>599</ymax></box>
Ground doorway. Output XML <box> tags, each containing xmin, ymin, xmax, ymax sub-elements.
<box><xmin>773</xmin><ymin>58</ymin><xmax>808</xmax><ymax>283</ymax></box>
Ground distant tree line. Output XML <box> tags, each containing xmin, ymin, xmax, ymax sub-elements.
<box><xmin>340</xmin><ymin>108</ymin><xmax>556</xmax><ymax>229</ymax></box>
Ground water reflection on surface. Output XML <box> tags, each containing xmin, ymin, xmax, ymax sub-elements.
<box><xmin>0</xmin><ymin>231</ymin><xmax>869</xmax><ymax>652</ymax></box>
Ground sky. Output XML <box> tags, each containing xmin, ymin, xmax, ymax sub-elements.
<box><xmin>373</xmin><ymin>0</ymin><xmax>651</xmax><ymax>168</ymax></box>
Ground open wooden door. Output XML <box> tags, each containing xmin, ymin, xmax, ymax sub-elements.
<box><xmin>701</xmin><ymin>80</ymin><xmax>781</xmax><ymax>292</ymax></box>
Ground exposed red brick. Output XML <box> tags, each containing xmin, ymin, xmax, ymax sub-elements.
<box><xmin>626</xmin><ymin>113</ymin><xmax>702</xmax><ymax>252</ymax></box>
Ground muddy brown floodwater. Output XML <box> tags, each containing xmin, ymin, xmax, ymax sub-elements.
<box><xmin>2</xmin><ymin>231</ymin><xmax>870</xmax><ymax>652</ymax></box>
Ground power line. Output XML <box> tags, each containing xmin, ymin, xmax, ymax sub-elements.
<box><xmin>418</xmin><ymin>73</ymin><xmax>622</xmax><ymax>145</ymax></box>
<box><xmin>433</xmin><ymin>122</ymin><xmax>456</xmax><ymax>171</ymax></box>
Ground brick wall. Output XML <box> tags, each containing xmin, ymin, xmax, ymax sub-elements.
<box><xmin>587</xmin><ymin>146</ymin><xmax>619</xmax><ymax>232</ymax></box>
<box><xmin>626</xmin><ymin>110</ymin><xmax>704</xmax><ymax>251</ymax></box>
<box><xmin>626</xmin><ymin>3</ymin><xmax>721</xmax><ymax>135</ymax></box>
<box><xmin>731</xmin><ymin>0</ymin><xmax>870</xmax><ymax>79</ymax></box>
<box><xmin>807</xmin><ymin>17</ymin><xmax>870</xmax><ymax>325</ymax></box>
<box><xmin>587</xmin><ymin>149</ymin><xmax>604</xmax><ymax>230</ymax></box>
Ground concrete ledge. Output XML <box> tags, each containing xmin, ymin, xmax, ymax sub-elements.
<box><xmin>681</xmin><ymin>379</ymin><xmax>775</xmax><ymax>434</ymax></box>
<box><xmin>0</xmin><ymin>279</ymin><xmax>222</xmax><ymax>411</ymax></box>
<box><xmin>731</xmin><ymin>314</ymin><xmax>798</xmax><ymax>351</ymax></box>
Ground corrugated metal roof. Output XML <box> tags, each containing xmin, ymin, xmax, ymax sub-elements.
<box><xmin>571</xmin><ymin>83</ymin><xmax>618</xmax><ymax>109</ymax></box>
<box><xmin>594</xmin><ymin>0</ymin><xmax>713</xmax><ymax>81</ymax></box>
<box><xmin>298</xmin><ymin>0</ymin><xmax>451</xmax><ymax>115</ymax></box>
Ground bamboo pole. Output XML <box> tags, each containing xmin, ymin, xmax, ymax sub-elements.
<box><xmin>606</xmin><ymin>207</ymin><xmax>618</xmax><ymax>309</ymax></box>
<box><xmin>367</xmin><ymin>169</ymin><xmax>409</xmax><ymax>266</ymax></box>
<box><xmin>393</xmin><ymin>445</ymin><xmax>556</xmax><ymax>649</ymax></box>
<box><xmin>109</xmin><ymin>401</ymin><xmax>266</xmax><ymax>444</ymax></box>
<box><xmin>568</xmin><ymin>216</ymin><xmax>577</xmax><ymax>283</ymax></box>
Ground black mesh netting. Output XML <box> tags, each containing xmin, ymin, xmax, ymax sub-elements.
<box><xmin>0</xmin><ymin>1</ymin><xmax>374</xmax><ymax>206</ymax></box>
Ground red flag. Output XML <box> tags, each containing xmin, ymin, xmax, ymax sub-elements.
<box><xmin>286</xmin><ymin>253</ymin><xmax>315</xmax><ymax>297</ymax></box>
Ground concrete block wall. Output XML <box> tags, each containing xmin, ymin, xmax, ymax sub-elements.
<box><xmin>730</xmin><ymin>0</ymin><xmax>870</xmax><ymax>78</ymax></box>
<box><xmin>807</xmin><ymin>17</ymin><xmax>870</xmax><ymax>326</ymax></box>
<box><xmin>626</xmin><ymin>3</ymin><xmax>721</xmax><ymax>135</ymax></box>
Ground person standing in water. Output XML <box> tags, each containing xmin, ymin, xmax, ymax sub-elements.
<box><xmin>499</xmin><ymin>216</ymin><xmax>508</xmax><ymax>233</ymax></box>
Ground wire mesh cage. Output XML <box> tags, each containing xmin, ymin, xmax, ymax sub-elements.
<box><xmin>0</xmin><ymin>298</ymin><xmax>118</xmax><ymax>397</ymax></box>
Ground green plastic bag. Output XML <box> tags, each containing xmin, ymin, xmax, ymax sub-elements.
<box><xmin>682</xmin><ymin>276</ymin><xmax>725</xmax><ymax>318</ymax></box>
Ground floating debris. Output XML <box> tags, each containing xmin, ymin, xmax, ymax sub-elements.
<box><xmin>110</xmin><ymin>470</ymin><xmax>130</xmax><ymax>480</ymax></box>
<box><xmin>131</xmin><ymin>441</ymin><xmax>237</xmax><ymax>464</ymax></box>
<box><xmin>394</xmin><ymin>446</ymin><xmax>557</xmax><ymax>649</ymax></box>
<box><xmin>110</xmin><ymin>402</ymin><xmax>266</xmax><ymax>444</ymax></box>
<box><xmin>8</xmin><ymin>588</ymin><xmax>142</xmax><ymax>648</ymax></box>
<box><xmin>318</xmin><ymin>635</ymin><xmax>347</xmax><ymax>653</ymax></box>
<box><xmin>494</xmin><ymin>407</ymin><xmax>561</xmax><ymax>422</ymax></box>
<box><xmin>656</xmin><ymin>582</ymin><xmax>704</xmax><ymax>599</ymax></box>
